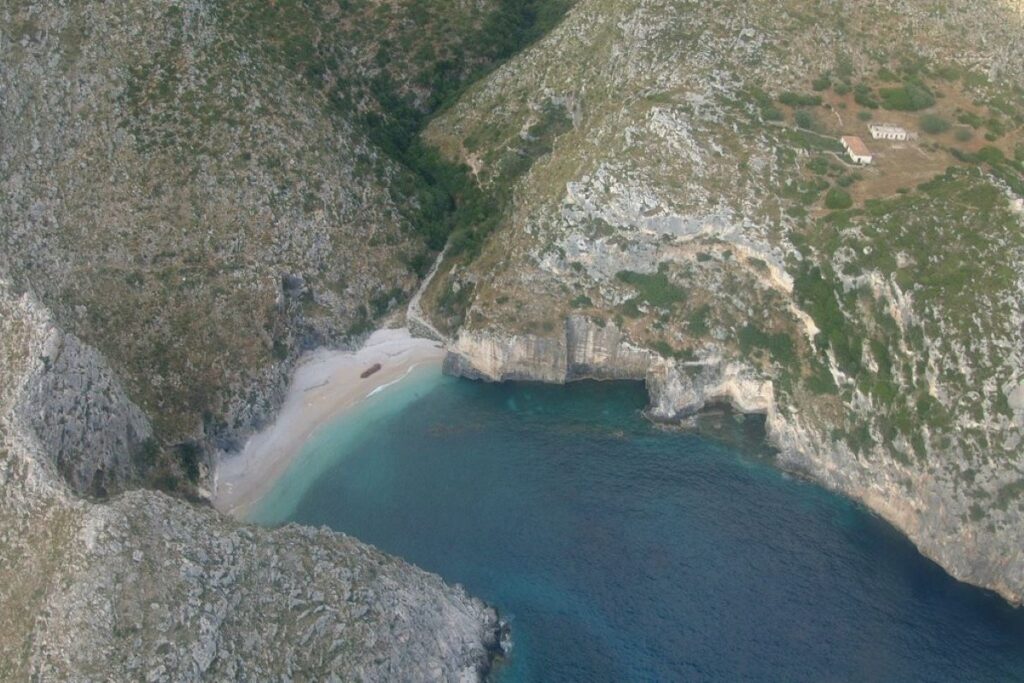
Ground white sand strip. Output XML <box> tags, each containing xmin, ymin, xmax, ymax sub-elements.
<box><xmin>212</xmin><ymin>327</ymin><xmax>445</xmax><ymax>518</ymax></box>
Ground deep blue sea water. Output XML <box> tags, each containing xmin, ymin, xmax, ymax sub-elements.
<box><xmin>252</xmin><ymin>365</ymin><xmax>1024</xmax><ymax>682</ymax></box>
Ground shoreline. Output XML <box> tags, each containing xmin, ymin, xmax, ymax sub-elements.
<box><xmin>212</xmin><ymin>327</ymin><xmax>445</xmax><ymax>518</ymax></box>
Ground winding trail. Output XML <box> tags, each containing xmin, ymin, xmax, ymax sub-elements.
<box><xmin>407</xmin><ymin>247</ymin><xmax>449</xmax><ymax>342</ymax></box>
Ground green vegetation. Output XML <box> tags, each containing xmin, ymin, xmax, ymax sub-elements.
<box><xmin>492</xmin><ymin>101</ymin><xmax>574</xmax><ymax>181</ymax></box>
<box><xmin>879</xmin><ymin>83</ymin><xmax>935</xmax><ymax>111</ymax></box>
<box><xmin>749</xmin><ymin>87</ymin><xmax>783</xmax><ymax>121</ymax></box>
<box><xmin>791</xmin><ymin>166</ymin><xmax>1021</xmax><ymax>459</ymax></box>
<box><xmin>650</xmin><ymin>340</ymin><xmax>694</xmax><ymax>361</ymax></box>
<box><xmin>451</xmin><ymin>99</ymin><xmax>572</xmax><ymax>257</ymax></box>
<box><xmin>616</xmin><ymin>266</ymin><xmax>687</xmax><ymax>309</ymax></box>
<box><xmin>738</xmin><ymin>324</ymin><xmax>796</xmax><ymax>364</ymax></box>
<box><xmin>779</xmin><ymin>128</ymin><xmax>844</xmax><ymax>154</ymax></box>
<box><xmin>779</xmin><ymin>92</ymin><xmax>822</xmax><ymax>107</ymax></box>
<box><xmin>954</xmin><ymin>146</ymin><xmax>1024</xmax><ymax>197</ymax></box>
<box><xmin>782</xmin><ymin>176</ymin><xmax>829</xmax><ymax>206</ymax></box>
<box><xmin>126</xmin><ymin>0</ymin><xmax>578</xmax><ymax>259</ymax></box>
<box><xmin>806</xmin><ymin>361</ymin><xmax>838</xmax><ymax>395</ymax></box>
<box><xmin>687</xmin><ymin>304</ymin><xmax>712</xmax><ymax>335</ymax></box>
<box><xmin>219</xmin><ymin>0</ymin><xmax>574</xmax><ymax>258</ymax></box>
<box><xmin>807</xmin><ymin>156</ymin><xmax>829</xmax><ymax>175</ymax></box>
<box><xmin>854</xmin><ymin>83</ymin><xmax>879</xmax><ymax>109</ymax></box>
<box><xmin>877</xmin><ymin>67</ymin><xmax>900</xmax><ymax>82</ymax></box>
<box><xmin>136</xmin><ymin>438</ymin><xmax>204</xmax><ymax>498</ymax></box>
<box><xmin>794</xmin><ymin>109</ymin><xmax>816</xmax><ymax>130</ymax></box>
<box><xmin>825</xmin><ymin>187</ymin><xmax>853</xmax><ymax>210</ymax></box>
<box><xmin>570</xmin><ymin>294</ymin><xmax>593</xmax><ymax>308</ymax></box>
<box><xmin>619</xmin><ymin>298</ymin><xmax>643</xmax><ymax>318</ymax></box>
<box><xmin>835</xmin><ymin>53</ymin><xmax>854</xmax><ymax>81</ymax></box>
<box><xmin>436</xmin><ymin>280</ymin><xmax>476</xmax><ymax>328</ymax></box>
<box><xmin>920</xmin><ymin>114</ymin><xmax>950</xmax><ymax>134</ymax></box>
<box><xmin>995</xmin><ymin>480</ymin><xmax>1024</xmax><ymax>511</ymax></box>
<box><xmin>793</xmin><ymin>265</ymin><xmax>861</xmax><ymax>375</ymax></box>
<box><xmin>977</xmin><ymin>145</ymin><xmax>1006</xmax><ymax>165</ymax></box>
<box><xmin>958</xmin><ymin>111</ymin><xmax>984</xmax><ymax>128</ymax></box>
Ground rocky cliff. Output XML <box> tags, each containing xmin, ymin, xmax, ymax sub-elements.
<box><xmin>426</xmin><ymin>0</ymin><xmax>1024</xmax><ymax>604</ymax></box>
<box><xmin>0</xmin><ymin>0</ymin><xmax>571</xmax><ymax>496</ymax></box>
<box><xmin>15</xmin><ymin>303</ymin><xmax>153</xmax><ymax>498</ymax></box>
<box><xmin>444</xmin><ymin>317</ymin><xmax>1023</xmax><ymax>604</ymax></box>
<box><xmin>0</xmin><ymin>279</ymin><xmax>501</xmax><ymax>681</ymax></box>
<box><xmin>0</xmin><ymin>0</ymin><xmax>563</xmax><ymax>676</ymax></box>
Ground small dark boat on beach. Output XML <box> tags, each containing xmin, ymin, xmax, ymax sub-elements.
<box><xmin>360</xmin><ymin>363</ymin><xmax>382</xmax><ymax>379</ymax></box>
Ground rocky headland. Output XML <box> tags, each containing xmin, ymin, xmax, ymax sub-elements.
<box><xmin>0</xmin><ymin>280</ymin><xmax>502</xmax><ymax>681</ymax></box>
<box><xmin>442</xmin><ymin>315</ymin><xmax>1023</xmax><ymax>605</ymax></box>
<box><xmin>420</xmin><ymin>0</ymin><xmax>1024</xmax><ymax>606</ymax></box>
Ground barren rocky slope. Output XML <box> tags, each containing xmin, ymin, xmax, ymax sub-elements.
<box><xmin>424</xmin><ymin>0</ymin><xmax>1024</xmax><ymax>603</ymax></box>
<box><xmin>1</xmin><ymin>0</ymin><xmax>570</xmax><ymax>495</ymax></box>
<box><xmin>0</xmin><ymin>280</ymin><xmax>500</xmax><ymax>681</ymax></box>
<box><xmin>1</xmin><ymin>0</ymin><xmax>569</xmax><ymax>677</ymax></box>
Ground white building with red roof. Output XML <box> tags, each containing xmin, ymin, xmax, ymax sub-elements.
<box><xmin>841</xmin><ymin>135</ymin><xmax>873</xmax><ymax>164</ymax></box>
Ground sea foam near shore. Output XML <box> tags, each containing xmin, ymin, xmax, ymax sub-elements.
<box><xmin>213</xmin><ymin>327</ymin><xmax>445</xmax><ymax>518</ymax></box>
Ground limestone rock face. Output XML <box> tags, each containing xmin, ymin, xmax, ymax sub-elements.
<box><xmin>426</xmin><ymin>0</ymin><xmax>1024</xmax><ymax>605</ymax></box>
<box><xmin>446</xmin><ymin>330</ymin><xmax>569</xmax><ymax>382</ymax></box>
<box><xmin>17</xmin><ymin>325</ymin><xmax>152</xmax><ymax>496</ymax></box>
<box><xmin>566</xmin><ymin>316</ymin><xmax>654</xmax><ymax>381</ymax></box>
<box><xmin>0</xmin><ymin>280</ymin><xmax>501</xmax><ymax>681</ymax></box>
<box><xmin>445</xmin><ymin>315</ymin><xmax>653</xmax><ymax>383</ymax></box>
<box><xmin>443</xmin><ymin>319</ymin><xmax>1024</xmax><ymax>606</ymax></box>
<box><xmin>646</xmin><ymin>361</ymin><xmax>774</xmax><ymax>419</ymax></box>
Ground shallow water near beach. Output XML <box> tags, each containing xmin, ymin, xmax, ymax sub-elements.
<box><xmin>252</xmin><ymin>369</ymin><xmax>1024</xmax><ymax>682</ymax></box>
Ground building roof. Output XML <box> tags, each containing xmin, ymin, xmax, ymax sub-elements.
<box><xmin>869</xmin><ymin>123</ymin><xmax>907</xmax><ymax>134</ymax></box>
<box><xmin>841</xmin><ymin>135</ymin><xmax>871</xmax><ymax>157</ymax></box>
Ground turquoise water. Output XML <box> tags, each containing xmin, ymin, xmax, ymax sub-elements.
<box><xmin>253</xmin><ymin>366</ymin><xmax>1024</xmax><ymax>682</ymax></box>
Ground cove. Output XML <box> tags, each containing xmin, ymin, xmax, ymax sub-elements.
<box><xmin>251</xmin><ymin>366</ymin><xmax>1024</xmax><ymax>682</ymax></box>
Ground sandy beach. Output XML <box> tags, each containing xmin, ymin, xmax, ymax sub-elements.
<box><xmin>213</xmin><ymin>327</ymin><xmax>445</xmax><ymax>518</ymax></box>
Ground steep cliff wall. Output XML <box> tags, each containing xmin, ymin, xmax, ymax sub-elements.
<box><xmin>444</xmin><ymin>317</ymin><xmax>1023</xmax><ymax>605</ymax></box>
<box><xmin>0</xmin><ymin>279</ymin><xmax>502</xmax><ymax>680</ymax></box>
<box><xmin>15</xmin><ymin>318</ymin><xmax>152</xmax><ymax>497</ymax></box>
<box><xmin>425</xmin><ymin>0</ymin><xmax>1024</xmax><ymax>607</ymax></box>
<box><xmin>445</xmin><ymin>315</ymin><xmax>653</xmax><ymax>382</ymax></box>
